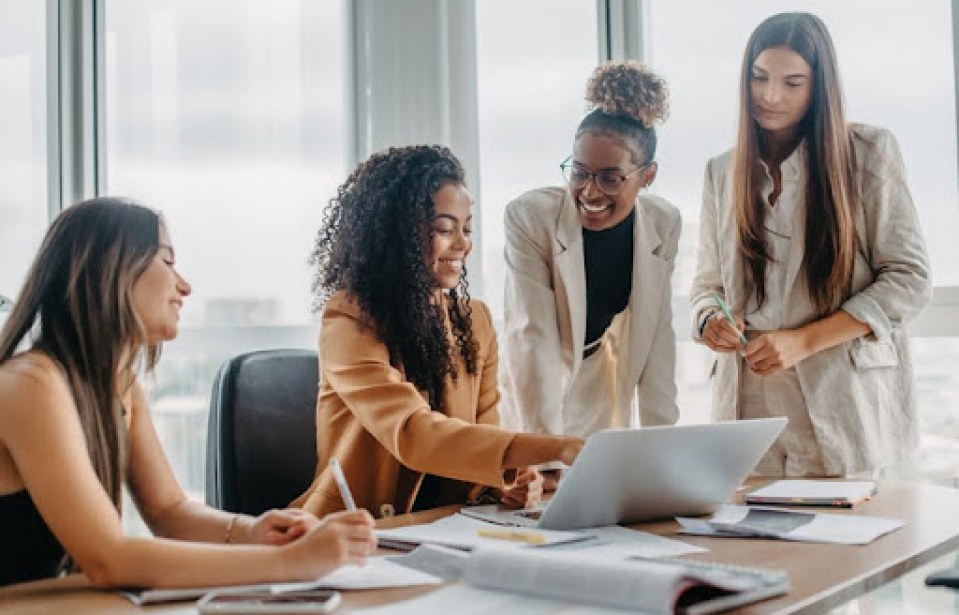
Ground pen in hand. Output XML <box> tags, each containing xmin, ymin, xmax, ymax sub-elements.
<box><xmin>710</xmin><ymin>291</ymin><xmax>749</xmax><ymax>346</ymax></box>
<box><xmin>329</xmin><ymin>457</ymin><xmax>357</xmax><ymax>511</ymax></box>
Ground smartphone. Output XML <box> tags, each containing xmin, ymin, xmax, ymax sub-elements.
<box><xmin>197</xmin><ymin>589</ymin><xmax>341</xmax><ymax>614</ymax></box>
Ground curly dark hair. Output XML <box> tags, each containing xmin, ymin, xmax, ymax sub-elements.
<box><xmin>310</xmin><ymin>145</ymin><xmax>478</xmax><ymax>412</ymax></box>
<box><xmin>577</xmin><ymin>61</ymin><xmax>670</xmax><ymax>166</ymax></box>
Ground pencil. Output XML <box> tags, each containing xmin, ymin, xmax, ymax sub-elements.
<box><xmin>476</xmin><ymin>528</ymin><xmax>548</xmax><ymax>545</ymax></box>
<box><xmin>329</xmin><ymin>457</ymin><xmax>357</xmax><ymax>511</ymax></box>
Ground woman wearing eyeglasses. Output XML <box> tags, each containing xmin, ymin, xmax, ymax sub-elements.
<box><xmin>501</xmin><ymin>62</ymin><xmax>680</xmax><ymax>466</ymax></box>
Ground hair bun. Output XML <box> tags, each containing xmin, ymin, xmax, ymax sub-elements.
<box><xmin>585</xmin><ymin>61</ymin><xmax>669</xmax><ymax>128</ymax></box>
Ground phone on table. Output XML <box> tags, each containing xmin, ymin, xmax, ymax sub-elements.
<box><xmin>197</xmin><ymin>589</ymin><xmax>341</xmax><ymax>614</ymax></box>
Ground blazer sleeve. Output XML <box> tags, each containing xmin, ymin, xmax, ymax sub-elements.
<box><xmin>635</xmin><ymin>210</ymin><xmax>680</xmax><ymax>425</ymax></box>
<box><xmin>840</xmin><ymin>128</ymin><xmax>932</xmax><ymax>340</ymax></box>
<box><xmin>320</xmin><ymin>298</ymin><xmax>514</xmax><ymax>488</ymax></box>
<box><xmin>689</xmin><ymin>158</ymin><xmax>726</xmax><ymax>341</ymax></box>
<box><xmin>502</xmin><ymin>197</ymin><xmax>565</xmax><ymax>434</ymax></box>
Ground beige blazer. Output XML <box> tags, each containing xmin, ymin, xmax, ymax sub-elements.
<box><xmin>690</xmin><ymin>124</ymin><xmax>932</xmax><ymax>474</ymax></box>
<box><xmin>500</xmin><ymin>186</ymin><xmax>680</xmax><ymax>436</ymax></box>
<box><xmin>291</xmin><ymin>291</ymin><xmax>514</xmax><ymax>518</ymax></box>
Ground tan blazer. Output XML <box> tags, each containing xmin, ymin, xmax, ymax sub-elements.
<box><xmin>500</xmin><ymin>186</ymin><xmax>680</xmax><ymax>436</ymax></box>
<box><xmin>291</xmin><ymin>292</ymin><xmax>515</xmax><ymax>518</ymax></box>
<box><xmin>689</xmin><ymin>124</ymin><xmax>932</xmax><ymax>474</ymax></box>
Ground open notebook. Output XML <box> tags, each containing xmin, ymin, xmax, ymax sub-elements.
<box><xmin>360</xmin><ymin>546</ymin><xmax>789</xmax><ymax>615</ymax></box>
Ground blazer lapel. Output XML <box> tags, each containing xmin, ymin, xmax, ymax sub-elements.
<box><xmin>626</xmin><ymin>198</ymin><xmax>665</xmax><ymax>384</ymax></box>
<box><xmin>554</xmin><ymin>190</ymin><xmax>587</xmax><ymax>377</ymax></box>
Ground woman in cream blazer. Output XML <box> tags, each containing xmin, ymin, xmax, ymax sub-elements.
<box><xmin>501</xmin><ymin>61</ymin><xmax>680</xmax><ymax>440</ymax></box>
<box><xmin>502</xmin><ymin>187</ymin><xmax>680</xmax><ymax>436</ymax></box>
<box><xmin>690</xmin><ymin>13</ymin><xmax>931</xmax><ymax>476</ymax></box>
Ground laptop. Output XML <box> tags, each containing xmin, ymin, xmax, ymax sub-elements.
<box><xmin>463</xmin><ymin>418</ymin><xmax>786</xmax><ymax>530</ymax></box>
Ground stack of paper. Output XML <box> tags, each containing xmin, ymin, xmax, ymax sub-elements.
<box><xmin>677</xmin><ymin>505</ymin><xmax>903</xmax><ymax>545</ymax></box>
<box><xmin>745</xmin><ymin>480</ymin><xmax>876</xmax><ymax>507</ymax></box>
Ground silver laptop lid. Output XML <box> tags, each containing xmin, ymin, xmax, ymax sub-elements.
<box><xmin>536</xmin><ymin>418</ymin><xmax>787</xmax><ymax>530</ymax></box>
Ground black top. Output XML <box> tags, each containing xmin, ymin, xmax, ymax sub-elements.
<box><xmin>583</xmin><ymin>209</ymin><xmax>635</xmax><ymax>354</ymax></box>
<box><xmin>0</xmin><ymin>490</ymin><xmax>66</xmax><ymax>586</ymax></box>
<box><xmin>412</xmin><ymin>473</ymin><xmax>472</xmax><ymax>512</ymax></box>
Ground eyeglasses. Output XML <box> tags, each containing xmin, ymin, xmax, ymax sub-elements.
<box><xmin>560</xmin><ymin>156</ymin><xmax>648</xmax><ymax>196</ymax></box>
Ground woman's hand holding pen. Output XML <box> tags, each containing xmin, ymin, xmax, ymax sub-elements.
<box><xmin>702</xmin><ymin>313</ymin><xmax>747</xmax><ymax>353</ymax></box>
<box><xmin>500</xmin><ymin>468</ymin><xmax>544</xmax><ymax>509</ymax></box>
<box><xmin>282</xmin><ymin>509</ymin><xmax>377</xmax><ymax>580</ymax></box>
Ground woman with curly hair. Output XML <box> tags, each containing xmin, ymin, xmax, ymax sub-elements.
<box><xmin>691</xmin><ymin>13</ymin><xmax>931</xmax><ymax>476</ymax></box>
<box><xmin>501</xmin><ymin>62</ymin><xmax>680</xmax><ymax>484</ymax></box>
<box><xmin>0</xmin><ymin>198</ymin><xmax>375</xmax><ymax>588</ymax></box>
<box><xmin>293</xmin><ymin>145</ymin><xmax>585</xmax><ymax>518</ymax></box>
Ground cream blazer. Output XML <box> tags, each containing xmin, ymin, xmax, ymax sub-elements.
<box><xmin>690</xmin><ymin>124</ymin><xmax>932</xmax><ymax>475</ymax></box>
<box><xmin>500</xmin><ymin>186</ymin><xmax>680</xmax><ymax>435</ymax></box>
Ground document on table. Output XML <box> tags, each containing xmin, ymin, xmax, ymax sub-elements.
<box><xmin>355</xmin><ymin>546</ymin><xmax>786</xmax><ymax>614</ymax></box>
<box><xmin>376</xmin><ymin>513</ymin><xmax>593</xmax><ymax>551</ymax></box>
<box><xmin>354</xmin><ymin>584</ymin><xmax>632</xmax><ymax>615</ymax></box>
<box><xmin>124</xmin><ymin>557</ymin><xmax>443</xmax><ymax>605</ymax></box>
<box><xmin>677</xmin><ymin>504</ymin><xmax>903</xmax><ymax>545</ymax></box>
<box><xmin>274</xmin><ymin>555</ymin><xmax>444</xmax><ymax>593</ymax></box>
<box><xmin>546</xmin><ymin>525</ymin><xmax>706</xmax><ymax>560</ymax></box>
<box><xmin>376</xmin><ymin>511</ymin><xmax>704</xmax><ymax>559</ymax></box>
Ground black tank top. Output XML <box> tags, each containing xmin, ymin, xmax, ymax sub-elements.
<box><xmin>0</xmin><ymin>490</ymin><xmax>66</xmax><ymax>586</ymax></box>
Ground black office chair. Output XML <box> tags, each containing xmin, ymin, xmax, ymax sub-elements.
<box><xmin>205</xmin><ymin>349</ymin><xmax>319</xmax><ymax>515</ymax></box>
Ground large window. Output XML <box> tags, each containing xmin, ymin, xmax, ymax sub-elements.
<box><xmin>475</xmin><ymin>0</ymin><xmax>599</xmax><ymax>321</ymax></box>
<box><xmin>104</xmin><ymin>0</ymin><xmax>347</xmax><ymax>500</ymax></box>
<box><xmin>0</xmin><ymin>1</ymin><xmax>48</xmax><ymax>301</ymax></box>
<box><xmin>646</xmin><ymin>1</ymin><xmax>959</xmax><ymax>465</ymax></box>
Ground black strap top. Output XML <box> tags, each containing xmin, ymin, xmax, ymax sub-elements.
<box><xmin>0</xmin><ymin>490</ymin><xmax>66</xmax><ymax>586</ymax></box>
<box><xmin>582</xmin><ymin>209</ymin><xmax>635</xmax><ymax>355</ymax></box>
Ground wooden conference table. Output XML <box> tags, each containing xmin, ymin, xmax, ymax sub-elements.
<box><xmin>4</xmin><ymin>479</ymin><xmax>959</xmax><ymax>614</ymax></box>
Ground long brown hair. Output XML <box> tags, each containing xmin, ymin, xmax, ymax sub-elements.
<box><xmin>0</xmin><ymin>198</ymin><xmax>162</xmax><ymax>511</ymax></box>
<box><xmin>732</xmin><ymin>12</ymin><xmax>857</xmax><ymax>314</ymax></box>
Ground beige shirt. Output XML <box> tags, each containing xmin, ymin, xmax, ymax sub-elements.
<box><xmin>745</xmin><ymin>148</ymin><xmax>803</xmax><ymax>331</ymax></box>
<box><xmin>689</xmin><ymin>124</ymin><xmax>932</xmax><ymax>475</ymax></box>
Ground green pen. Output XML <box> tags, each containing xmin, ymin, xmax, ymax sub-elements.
<box><xmin>711</xmin><ymin>291</ymin><xmax>749</xmax><ymax>346</ymax></box>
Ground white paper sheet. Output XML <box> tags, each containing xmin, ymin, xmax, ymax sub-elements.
<box><xmin>567</xmin><ymin>525</ymin><xmax>707</xmax><ymax>560</ymax></box>
<box><xmin>354</xmin><ymin>584</ymin><xmax>632</xmax><ymax>615</ymax></box>
<box><xmin>272</xmin><ymin>557</ymin><xmax>443</xmax><ymax>593</ymax></box>
<box><xmin>677</xmin><ymin>504</ymin><xmax>903</xmax><ymax>545</ymax></box>
<box><xmin>376</xmin><ymin>513</ymin><xmax>593</xmax><ymax>551</ymax></box>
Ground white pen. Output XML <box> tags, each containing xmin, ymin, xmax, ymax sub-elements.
<box><xmin>329</xmin><ymin>457</ymin><xmax>357</xmax><ymax>511</ymax></box>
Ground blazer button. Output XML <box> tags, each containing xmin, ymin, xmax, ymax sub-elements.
<box><xmin>379</xmin><ymin>503</ymin><xmax>395</xmax><ymax>518</ymax></box>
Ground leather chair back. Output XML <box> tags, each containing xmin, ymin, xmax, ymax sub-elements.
<box><xmin>206</xmin><ymin>349</ymin><xmax>318</xmax><ymax>515</ymax></box>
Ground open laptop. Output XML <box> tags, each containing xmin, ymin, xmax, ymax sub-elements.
<box><xmin>463</xmin><ymin>418</ymin><xmax>786</xmax><ymax>530</ymax></box>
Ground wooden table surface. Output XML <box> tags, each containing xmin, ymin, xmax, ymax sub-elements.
<box><xmin>4</xmin><ymin>480</ymin><xmax>959</xmax><ymax>614</ymax></box>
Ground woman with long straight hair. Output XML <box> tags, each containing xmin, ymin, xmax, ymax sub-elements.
<box><xmin>690</xmin><ymin>12</ymin><xmax>931</xmax><ymax>477</ymax></box>
<box><xmin>0</xmin><ymin>198</ymin><xmax>375</xmax><ymax>587</ymax></box>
